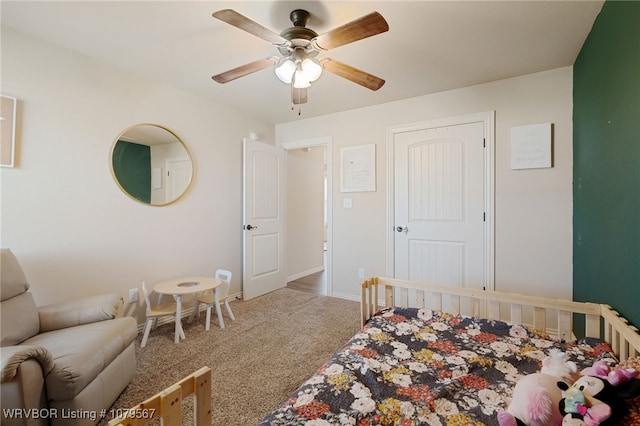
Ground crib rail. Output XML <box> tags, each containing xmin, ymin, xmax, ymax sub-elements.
<box><xmin>601</xmin><ymin>304</ymin><xmax>640</xmax><ymax>360</ymax></box>
<box><xmin>361</xmin><ymin>277</ymin><xmax>640</xmax><ymax>361</ymax></box>
<box><xmin>108</xmin><ymin>366</ymin><xmax>211</xmax><ymax>426</ymax></box>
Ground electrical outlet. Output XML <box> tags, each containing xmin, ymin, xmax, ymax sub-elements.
<box><xmin>128</xmin><ymin>288</ymin><xmax>139</xmax><ymax>303</ymax></box>
<box><xmin>358</xmin><ymin>268</ymin><xmax>365</xmax><ymax>279</ymax></box>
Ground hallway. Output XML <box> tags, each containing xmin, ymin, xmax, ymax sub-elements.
<box><xmin>286</xmin><ymin>268</ymin><xmax>326</xmax><ymax>295</ymax></box>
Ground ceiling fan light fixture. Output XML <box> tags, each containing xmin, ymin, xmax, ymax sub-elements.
<box><xmin>301</xmin><ymin>58</ymin><xmax>322</xmax><ymax>82</ymax></box>
<box><xmin>292</xmin><ymin>57</ymin><xmax>321</xmax><ymax>88</ymax></box>
<box><xmin>275</xmin><ymin>59</ymin><xmax>296</xmax><ymax>83</ymax></box>
<box><xmin>276</xmin><ymin>57</ymin><xmax>322</xmax><ymax>87</ymax></box>
<box><xmin>293</xmin><ymin>72</ymin><xmax>311</xmax><ymax>88</ymax></box>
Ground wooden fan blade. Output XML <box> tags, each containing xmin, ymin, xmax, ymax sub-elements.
<box><xmin>320</xmin><ymin>58</ymin><xmax>385</xmax><ymax>91</ymax></box>
<box><xmin>213</xmin><ymin>9</ymin><xmax>288</xmax><ymax>46</ymax></box>
<box><xmin>312</xmin><ymin>12</ymin><xmax>388</xmax><ymax>51</ymax></box>
<box><xmin>212</xmin><ymin>57</ymin><xmax>279</xmax><ymax>84</ymax></box>
<box><xmin>292</xmin><ymin>87</ymin><xmax>308</xmax><ymax>105</ymax></box>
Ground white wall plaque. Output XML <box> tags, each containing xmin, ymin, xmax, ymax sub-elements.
<box><xmin>152</xmin><ymin>167</ymin><xmax>162</xmax><ymax>189</ymax></box>
<box><xmin>511</xmin><ymin>123</ymin><xmax>552</xmax><ymax>170</ymax></box>
<box><xmin>340</xmin><ymin>144</ymin><xmax>376</xmax><ymax>192</ymax></box>
<box><xmin>1</xmin><ymin>94</ymin><xmax>17</xmax><ymax>167</ymax></box>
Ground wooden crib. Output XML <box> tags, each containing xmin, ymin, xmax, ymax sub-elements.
<box><xmin>361</xmin><ymin>276</ymin><xmax>640</xmax><ymax>360</ymax></box>
<box><xmin>107</xmin><ymin>366</ymin><xmax>211</xmax><ymax>426</ymax></box>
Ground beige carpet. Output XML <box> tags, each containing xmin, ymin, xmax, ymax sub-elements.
<box><xmin>101</xmin><ymin>287</ymin><xmax>361</xmax><ymax>425</ymax></box>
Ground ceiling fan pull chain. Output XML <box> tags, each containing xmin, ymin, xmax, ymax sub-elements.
<box><xmin>290</xmin><ymin>78</ymin><xmax>295</xmax><ymax>110</ymax></box>
<box><xmin>291</xmin><ymin>73</ymin><xmax>301</xmax><ymax>115</ymax></box>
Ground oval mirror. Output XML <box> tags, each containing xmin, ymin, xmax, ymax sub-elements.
<box><xmin>110</xmin><ymin>124</ymin><xmax>193</xmax><ymax>206</ymax></box>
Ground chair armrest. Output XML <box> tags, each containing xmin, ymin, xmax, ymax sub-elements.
<box><xmin>1</xmin><ymin>345</ymin><xmax>54</xmax><ymax>383</ymax></box>
<box><xmin>38</xmin><ymin>293</ymin><xmax>125</xmax><ymax>332</ymax></box>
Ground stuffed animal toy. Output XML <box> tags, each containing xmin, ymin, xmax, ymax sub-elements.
<box><xmin>558</xmin><ymin>360</ymin><xmax>640</xmax><ymax>426</ymax></box>
<box><xmin>557</xmin><ymin>381</ymin><xmax>611</xmax><ymax>426</ymax></box>
<box><xmin>582</xmin><ymin>360</ymin><xmax>638</xmax><ymax>387</ymax></box>
<box><xmin>497</xmin><ymin>349</ymin><xmax>579</xmax><ymax>426</ymax></box>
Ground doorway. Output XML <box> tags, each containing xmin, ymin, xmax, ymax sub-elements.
<box><xmin>281</xmin><ymin>137</ymin><xmax>332</xmax><ymax>295</ymax></box>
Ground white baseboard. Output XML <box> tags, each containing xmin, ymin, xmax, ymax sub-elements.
<box><xmin>286</xmin><ymin>266</ymin><xmax>325</xmax><ymax>283</ymax></box>
<box><xmin>329</xmin><ymin>291</ymin><xmax>359</xmax><ymax>303</ymax></box>
<box><xmin>136</xmin><ymin>305</ymin><xmax>200</xmax><ymax>333</ymax></box>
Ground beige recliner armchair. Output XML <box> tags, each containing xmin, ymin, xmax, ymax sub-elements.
<box><xmin>1</xmin><ymin>249</ymin><xmax>137</xmax><ymax>426</ymax></box>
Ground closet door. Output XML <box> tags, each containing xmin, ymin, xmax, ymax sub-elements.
<box><xmin>394</xmin><ymin>120</ymin><xmax>486</xmax><ymax>291</ymax></box>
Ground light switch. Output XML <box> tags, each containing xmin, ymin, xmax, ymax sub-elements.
<box><xmin>343</xmin><ymin>198</ymin><xmax>352</xmax><ymax>208</ymax></box>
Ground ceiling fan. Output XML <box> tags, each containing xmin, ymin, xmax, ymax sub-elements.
<box><xmin>211</xmin><ymin>8</ymin><xmax>389</xmax><ymax>106</ymax></box>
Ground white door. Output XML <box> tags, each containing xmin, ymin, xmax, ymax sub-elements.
<box><xmin>166</xmin><ymin>158</ymin><xmax>192</xmax><ymax>201</ymax></box>
<box><xmin>242</xmin><ymin>139</ymin><xmax>286</xmax><ymax>300</ymax></box>
<box><xmin>394</xmin><ymin>121</ymin><xmax>486</xmax><ymax>290</ymax></box>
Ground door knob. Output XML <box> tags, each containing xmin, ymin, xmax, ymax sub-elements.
<box><xmin>245</xmin><ymin>224</ymin><xmax>258</xmax><ymax>230</ymax></box>
<box><xmin>396</xmin><ymin>226</ymin><xmax>408</xmax><ymax>233</ymax></box>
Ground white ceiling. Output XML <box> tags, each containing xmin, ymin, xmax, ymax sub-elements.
<box><xmin>1</xmin><ymin>1</ymin><xmax>603</xmax><ymax>125</ymax></box>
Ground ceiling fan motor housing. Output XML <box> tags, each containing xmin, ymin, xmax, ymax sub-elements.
<box><xmin>278</xmin><ymin>9</ymin><xmax>318</xmax><ymax>56</ymax></box>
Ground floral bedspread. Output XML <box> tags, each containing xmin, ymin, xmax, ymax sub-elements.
<box><xmin>259</xmin><ymin>307</ymin><xmax>617</xmax><ymax>426</ymax></box>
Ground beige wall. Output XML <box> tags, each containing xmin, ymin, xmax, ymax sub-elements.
<box><xmin>286</xmin><ymin>147</ymin><xmax>325</xmax><ymax>280</ymax></box>
<box><xmin>277</xmin><ymin>66</ymin><xmax>574</xmax><ymax>300</ymax></box>
<box><xmin>0</xmin><ymin>28</ymin><xmax>275</xmax><ymax>322</ymax></box>
<box><xmin>1</xmin><ymin>27</ymin><xmax>574</xmax><ymax>320</ymax></box>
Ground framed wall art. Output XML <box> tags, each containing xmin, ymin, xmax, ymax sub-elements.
<box><xmin>1</xmin><ymin>95</ymin><xmax>17</xmax><ymax>167</ymax></box>
<box><xmin>340</xmin><ymin>144</ymin><xmax>376</xmax><ymax>192</ymax></box>
<box><xmin>511</xmin><ymin>122</ymin><xmax>553</xmax><ymax>170</ymax></box>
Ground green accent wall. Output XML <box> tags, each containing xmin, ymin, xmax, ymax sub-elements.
<box><xmin>573</xmin><ymin>1</ymin><xmax>640</xmax><ymax>328</ymax></box>
<box><xmin>112</xmin><ymin>141</ymin><xmax>151</xmax><ymax>203</ymax></box>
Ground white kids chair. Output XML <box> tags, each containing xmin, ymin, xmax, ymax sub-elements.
<box><xmin>140</xmin><ymin>281</ymin><xmax>183</xmax><ymax>347</ymax></box>
<box><xmin>192</xmin><ymin>269</ymin><xmax>235</xmax><ymax>330</ymax></box>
